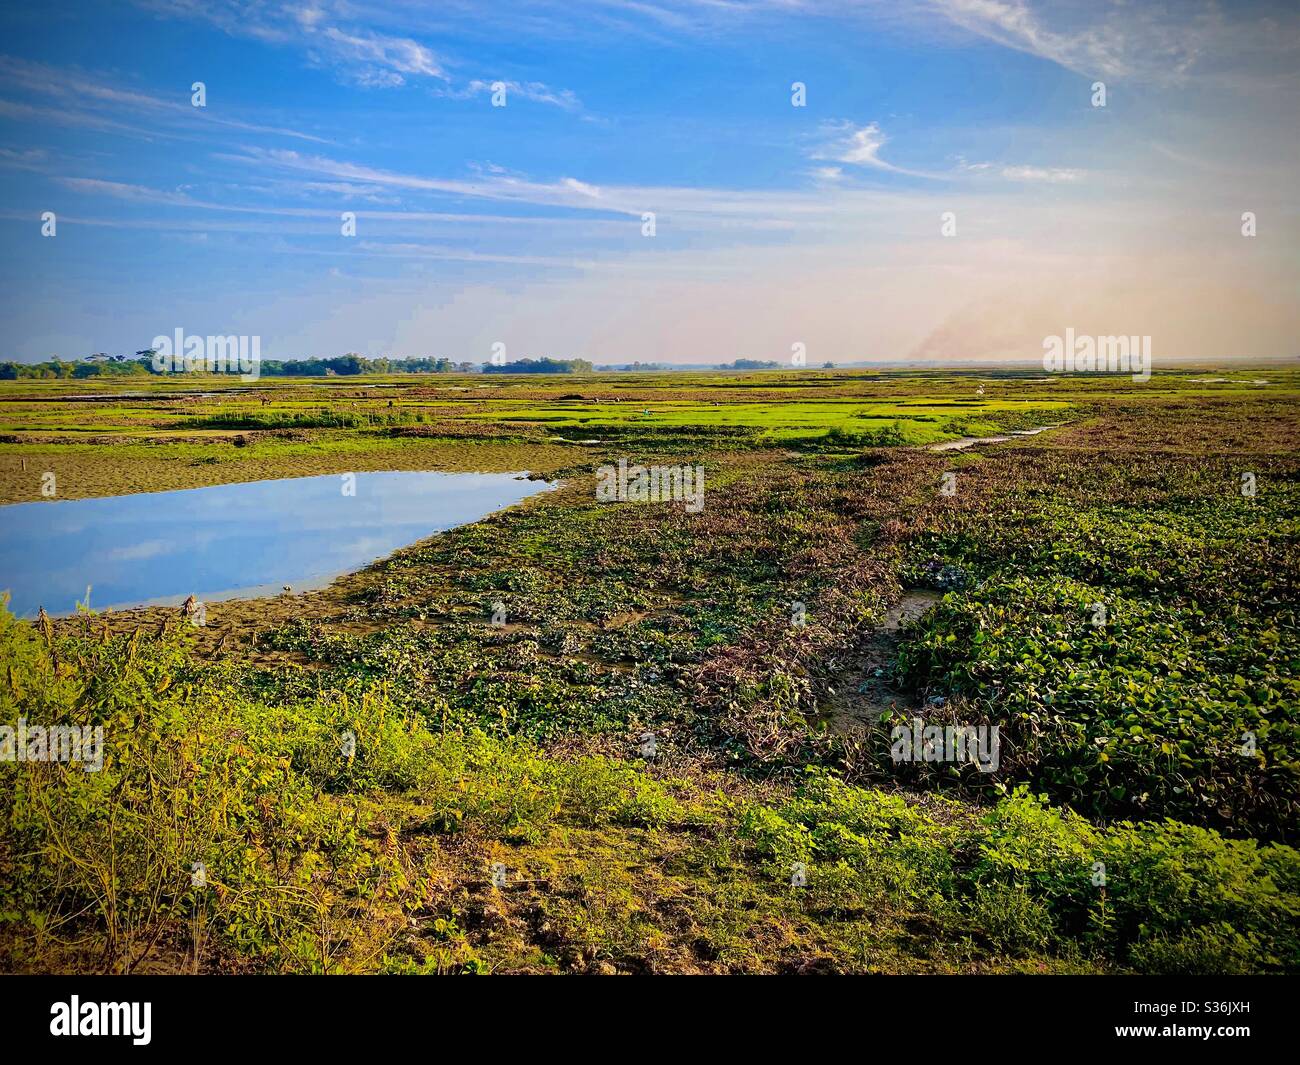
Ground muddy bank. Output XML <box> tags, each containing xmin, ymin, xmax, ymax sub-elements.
<box><xmin>817</xmin><ymin>589</ymin><xmax>941</xmax><ymax>732</ymax></box>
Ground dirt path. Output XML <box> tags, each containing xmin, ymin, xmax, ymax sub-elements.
<box><xmin>817</xmin><ymin>589</ymin><xmax>940</xmax><ymax>732</ymax></box>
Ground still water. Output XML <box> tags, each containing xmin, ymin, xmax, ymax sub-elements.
<box><xmin>0</xmin><ymin>471</ymin><xmax>553</xmax><ymax>617</ymax></box>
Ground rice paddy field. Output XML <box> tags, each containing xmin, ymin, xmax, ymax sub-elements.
<box><xmin>1</xmin><ymin>365</ymin><xmax>1297</xmax><ymax>974</ymax></box>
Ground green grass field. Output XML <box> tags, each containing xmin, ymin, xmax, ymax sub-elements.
<box><xmin>1</xmin><ymin>365</ymin><xmax>1297</xmax><ymax>974</ymax></box>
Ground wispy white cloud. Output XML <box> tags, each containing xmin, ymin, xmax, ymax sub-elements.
<box><xmin>55</xmin><ymin>177</ymin><xmax>202</xmax><ymax>206</ymax></box>
<box><xmin>315</xmin><ymin>23</ymin><xmax>447</xmax><ymax>84</ymax></box>
<box><xmin>810</xmin><ymin>121</ymin><xmax>939</xmax><ymax>179</ymax></box>
<box><xmin>811</xmin><ymin>122</ymin><xmax>1084</xmax><ymax>184</ymax></box>
<box><xmin>141</xmin><ymin>0</ymin><xmax>448</xmax><ymax>86</ymax></box>
<box><xmin>106</xmin><ymin>539</ymin><xmax>174</xmax><ymax>563</ymax></box>
<box><xmin>550</xmin><ymin>0</ymin><xmax>1300</xmax><ymax>85</ymax></box>
<box><xmin>826</xmin><ymin>122</ymin><xmax>890</xmax><ymax>168</ymax></box>
<box><xmin>139</xmin><ymin>0</ymin><xmax>583</xmax><ymax>107</ymax></box>
<box><xmin>929</xmin><ymin>0</ymin><xmax>1300</xmax><ymax>84</ymax></box>
<box><xmin>51</xmin><ymin>142</ymin><xmax>1094</xmax><ymax>244</ymax></box>
<box><xmin>356</xmin><ymin>240</ymin><xmax>599</xmax><ymax>268</ymax></box>
<box><xmin>213</xmin><ymin>146</ymin><xmax>622</xmax><ymax>212</ymax></box>
<box><xmin>0</xmin><ymin>146</ymin><xmax>47</xmax><ymax>170</ymax></box>
<box><xmin>997</xmin><ymin>164</ymin><xmax>1083</xmax><ymax>183</ymax></box>
<box><xmin>32</xmin><ymin>178</ymin><xmax>636</xmax><ymax>235</ymax></box>
<box><xmin>0</xmin><ymin>96</ymin><xmax>167</xmax><ymax>139</ymax></box>
<box><xmin>436</xmin><ymin>79</ymin><xmax>583</xmax><ymax>111</ymax></box>
<box><xmin>933</xmin><ymin>0</ymin><xmax>1137</xmax><ymax>77</ymax></box>
<box><xmin>958</xmin><ymin>159</ymin><xmax>1084</xmax><ymax>183</ymax></box>
<box><xmin>0</xmin><ymin>55</ymin><xmax>329</xmax><ymax>142</ymax></box>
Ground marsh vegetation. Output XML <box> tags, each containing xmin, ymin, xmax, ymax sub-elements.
<box><xmin>1</xmin><ymin>367</ymin><xmax>1296</xmax><ymax>974</ymax></box>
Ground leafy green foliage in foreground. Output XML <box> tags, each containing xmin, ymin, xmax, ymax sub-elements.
<box><xmin>1</xmin><ymin>610</ymin><xmax>1296</xmax><ymax>974</ymax></box>
<box><xmin>897</xmin><ymin>453</ymin><xmax>1300</xmax><ymax>836</ymax></box>
<box><xmin>897</xmin><ymin>576</ymin><xmax>1298</xmax><ymax>833</ymax></box>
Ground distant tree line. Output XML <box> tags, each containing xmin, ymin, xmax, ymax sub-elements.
<box><xmin>482</xmin><ymin>357</ymin><xmax>594</xmax><ymax>374</ymax></box>
<box><xmin>594</xmin><ymin>361</ymin><xmax>667</xmax><ymax>371</ymax></box>
<box><xmin>0</xmin><ymin>352</ymin><xmax>481</xmax><ymax>379</ymax></box>
<box><xmin>717</xmin><ymin>359</ymin><xmax>780</xmax><ymax>370</ymax></box>
<box><xmin>0</xmin><ymin>353</ymin><xmax>152</xmax><ymax>379</ymax></box>
<box><xmin>0</xmin><ymin>353</ymin><xmax>787</xmax><ymax>379</ymax></box>
<box><xmin>255</xmin><ymin>354</ymin><xmax>479</xmax><ymax>376</ymax></box>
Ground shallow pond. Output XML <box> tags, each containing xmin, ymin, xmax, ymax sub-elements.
<box><xmin>927</xmin><ymin>425</ymin><xmax>1060</xmax><ymax>452</ymax></box>
<box><xmin>0</xmin><ymin>471</ymin><xmax>553</xmax><ymax>617</ymax></box>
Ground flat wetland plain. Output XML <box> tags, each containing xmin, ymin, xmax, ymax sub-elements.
<box><xmin>1</xmin><ymin>366</ymin><xmax>1297</xmax><ymax>974</ymax></box>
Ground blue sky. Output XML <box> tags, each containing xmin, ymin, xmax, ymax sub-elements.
<box><xmin>1</xmin><ymin>0</ymin><xmax>1297</xmax><ymax>364</ymax></box>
